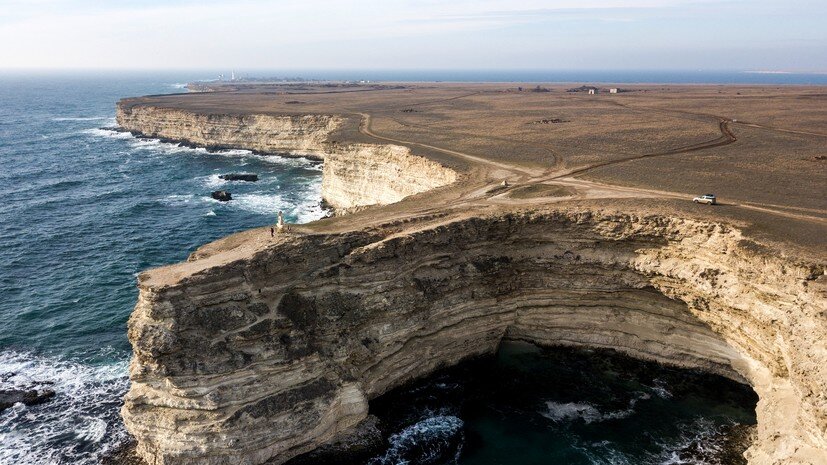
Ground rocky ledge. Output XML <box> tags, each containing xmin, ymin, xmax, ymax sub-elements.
<box><xmin>124</xmin><ymin>210</ymin><xmax>825</xmax><ymax>465</ymax></box>
<box><xmin>115</xmin><ymin>102</ymin><xmax>825</xmax><ymax>465</ymax></box>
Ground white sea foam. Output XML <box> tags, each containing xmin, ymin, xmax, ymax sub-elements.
<box><xmin>159</xmin><ymin>194</ymin><xmax>198</xmax><ymax>206</ymax></box>
<box><xmin>209</xmin><ymin>150</ymin><xmax>321</xmax><ymax>169</ymax></box>
<box><xmin>572</xmin><ymin>440</ymin><xmax>634</xmax><ymax>465</ymax></box>
<box><xmin>367</xmin><ymin>415</ymin><xmax>463</xmax><ymax>465</ymax></box>
<box><xmin>0</xmin><ymin>349</ymin><xmax>129</xmax><ymax>465</ymax></box>
<box><xmin>128</xmin><ymin>137</ymin><xmax>209</xmax><ymax>155</ymax></box>
<box><xmin>542</xmin><ymin>401</ymin><xmax>604</xmax><ymax>423</ymax></box>
<box><xmin>541</xmin><ymin>393</ymin><xmax>650</xmax><ymax>424</ymax></box>
<box><xmin>83</xmin><ymin>129</ymin><xmax>321</xmax><ymax>171</ymax></box>
<box><xmin>81</xmin><ymin>127</ymin><xmax>132</xmax><ymax>139</ymax></box>
<box><xmin>224</xmin><ymin>192</ymin><xmax>290</xmax><ymax>215</ymax></box>
<box><xmin>571</xmin><ymin>418</ymin><xmax>734</xmax><ymax>465</ymax></box>
<box><xmin>224</xmin><ymin>187</ymin><xmax>327</xmax><ymax>224</ymax></box>
<box><xmin>654</xmin><ymin>418</ymin><xmax>729</xmax><ymax>465</ymax></box>
<box><xmin>168</xmin><ymin>83</ymin><xmax>188</xmax><ymax>89</ymax></box>
<box><xmin>649</xmin><ymin>381</ymin><xmax>673</xmax><ymax>399</ymax></box>
<box><xmin>202</xmin><ymin>173</ymin><xmax>228</xmax><ymax>189</ymax></box>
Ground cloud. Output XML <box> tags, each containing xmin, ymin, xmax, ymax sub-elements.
<box><xmin>0</xmin><ymin>0</ymin><xmax>823</xmax><ymax>70</ymax></box>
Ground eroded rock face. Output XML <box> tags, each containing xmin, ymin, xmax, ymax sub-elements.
<box><xmin>116</xmin><ymin>104</ymin><xmax>341</xmax><ymax>157</ymax></box>
<box><xmin>123</xmin><ymin>211</ymin><xmax>827</xmax><ymax>465</ymax></box>
<box><xmin>115</xmin><ymin>104</ymin><xmax>457</xmax><ymax>211</ymax></box>
<box><xmin>321</xmin><ymin>144</ymin><xmax>457</xmax><ymax>211</ymax></box>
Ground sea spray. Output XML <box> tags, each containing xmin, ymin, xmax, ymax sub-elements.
<box><xmin>0</xmin><ymin>350</ymin><xmax>128</xmax><ymax>465</ymax></box>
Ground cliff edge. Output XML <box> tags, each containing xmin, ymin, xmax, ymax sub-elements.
<box><xmin>116</xmin><ymin>94</ymin><xmax>827</xmax><ymax>465</ymax></box>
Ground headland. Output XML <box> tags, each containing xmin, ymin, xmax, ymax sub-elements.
<box><xmin>115</xmin><ymin>82</ymin><xmax>826</xmax><ymax>465</ymax></box>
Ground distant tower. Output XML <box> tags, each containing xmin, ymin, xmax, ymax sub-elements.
<box><xmin>231</xmin><ymin>70</ymin><xmax>235</xmax><ymax>81</ymax></box>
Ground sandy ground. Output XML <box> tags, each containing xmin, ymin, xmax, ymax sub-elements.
<box><xmin>120</xmin><ymin>82</ymin><xmax>827</xmax><ymax>265</ymax></box>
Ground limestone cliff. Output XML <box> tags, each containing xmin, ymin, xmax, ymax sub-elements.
<box><xmin>321</xmin><ymin>144</ymin><xmax>456</xmax><ymax>211</ymax></box>
<box><xmin>116</xmin><ymin>101</ymin><xmax>826</xmax><ymax>465</ymax></box>
<box><xmin>116</xmin><ymin>103</ymin><xmax>340</xmax><ymax>157</ymax></box>
<box><xmin>123</xmin><ymin>211</ymin><xmax>826</xmax><ymax>465</ymax></box>
<box><xmin>115</xmin><ymin>103</ymin><xmax>457</xmax><ymax>211</ymax></box>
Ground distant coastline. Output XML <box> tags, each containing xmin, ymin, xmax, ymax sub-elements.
<box><xmin>3</xmin><ymin>69</ymin><xmax>827</xmax><ymax>85</ymax></box>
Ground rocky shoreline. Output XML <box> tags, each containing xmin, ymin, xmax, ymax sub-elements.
<box><xmin>112</xmin><ymin>101</ymin><xmax>826</xmax><ymax>465</ymax></box>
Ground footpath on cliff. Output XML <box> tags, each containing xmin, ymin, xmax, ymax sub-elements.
<box><xmin>116</xmin><ymin>83</ymin><xmax>827</xmax><ymax>283</ymax></box>
<box><xmin>113</xmin><ymin>82</ymin><xmax>827</xmax><ymax>465</ymax></box>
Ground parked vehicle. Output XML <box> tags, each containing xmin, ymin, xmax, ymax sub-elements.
<box><xmin>693</xmin><ymin>194</ymin><xmax>717</xmax><ymax>205</ymax></box>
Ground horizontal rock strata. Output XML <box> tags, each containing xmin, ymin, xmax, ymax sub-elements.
<box><xmin>124</xmin><ymin>211</ymin><xmax>827</xmax><ymax>465</ymax></box>
<box><xmin>115</xmin><ymin>104</ymin><xmax>457</xmax><ymax>211</ymax></box>
<box><xmin>116</xmin><ymin>104</ymin><xmax>341</xmax><ymax>157</ymax></box>
<box><xmin>321</xmin><ymin>144</ymin><xmax>456</xmax><ymax>211</ymax></box>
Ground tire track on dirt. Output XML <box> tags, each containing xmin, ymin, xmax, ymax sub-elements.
<box><xmin>552</xmin><ymin>119</ymin><xmax>736</xmax><ymax>178</ymax></box>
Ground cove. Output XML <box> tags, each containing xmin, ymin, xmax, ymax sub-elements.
<box><xmin>290</xmin><ymin>342</ymin><xmax>758</xmax><ymax>465</ymax></box>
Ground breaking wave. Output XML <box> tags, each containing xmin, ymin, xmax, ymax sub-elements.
<box><xmin>83</xmin><ymin>129</ymin><xmax>323</xmax><ymax>172</ymax></box>
<box><xmin>568</xmin><ymin>418</ymin><xmax>745</xmax><ymax>465</ymax></box>
<box><xmin>367</xmin><ymin>415</ymin><xmax>464</xmax><ymax>465</ymax></box>
<box><xmin>81</xmin><ymin>127</ymin><xmax>133</xmax><ymax>140</ymax></box>
<box><xmin>541</xmin><ymin>392</ymin><xmax>651</xmax><ymax>424</ymax></box>
<box><xmin>206</xmin><ymin>191</ymin><xmax>327</xmax><ymax>224</ymax></box>
<box><xmin>653</xmin><ymin>418</ymin><xmax>742</xmax><ymax>465</ymax></box>
<box><xmin>0</xmin><ymin>349</ymin><xmax>129</xmax><ymax>465</ymax></box>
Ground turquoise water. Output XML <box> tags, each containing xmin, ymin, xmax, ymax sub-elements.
<box><xmin>1</xmin><ymin>73</ymin><xmax>759</xmax><ymax>465</ymax></box>
<box><xmin>0</xmin><ymin>74</ymin><xmax>326</xmax><ymax>464</ymax></box>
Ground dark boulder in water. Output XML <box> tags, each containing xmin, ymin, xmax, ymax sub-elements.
<box><xmin>211</xmin><ymin>190</ymin><xmax>232</xmax><ymax>202</ymax></box>
<box><xmin>219</xmin><ymin>173</ymin><xmax>258</xmax><ymax>182</ymax></box>
<box><xmin>0</xmin><ymin>388</ymin><xmax>56</xmax><ymax>412</ymax></box>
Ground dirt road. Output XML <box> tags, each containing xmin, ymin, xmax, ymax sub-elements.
<box><xmin>357</xmin><ymin>108</ymin><xmax>827</xmax><ymax>225</ymax></box>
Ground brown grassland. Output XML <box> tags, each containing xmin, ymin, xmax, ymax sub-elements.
<box><xmin>121</xmin><ymin>82</ymin><xmax>827</xmax><ymax>255</ymax></box>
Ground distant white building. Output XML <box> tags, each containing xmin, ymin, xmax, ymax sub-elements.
<box><xmin>609</xmin><ymin>88</ymin><xmax>618</xmax><ymax>94</ymax></box>
<box><xmin>588</xmin><ymin>89</ymin><xmax>596</xmax><ymax>95</ymax></box>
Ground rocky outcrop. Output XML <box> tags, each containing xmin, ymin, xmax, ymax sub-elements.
<box><xmin>321</xmin><ymin>144</ymin><xmax>456</xmax><ymax>211</ymax></box>
<box><xmin>210</xmin><ymin>190</ymin><xmax>232</xmax><ymax>202</ymax></box>
<box><xmin>0</xmin><ymin>387</ymin><xmax>56</xmax><ymax>412</ymax></box>
<box><xmin>115</xmin><ymin>104</ymin><xmax>457</xmax><ymax>211</ymax></box>
<box><xmin>219</xmin><ymin>174</ymin><xmax>258</xmax><ymax>182</ymax></box>
<box><xmin>123</xmin><ymin>211</ymin><xmax>827</xmax><ymax>465</ymax></box>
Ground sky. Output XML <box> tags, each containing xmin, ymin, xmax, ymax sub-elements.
<box><xmin>0</xmin><ymin>0</ymin><xmax>825</xmax><ymax>72</ymax></box>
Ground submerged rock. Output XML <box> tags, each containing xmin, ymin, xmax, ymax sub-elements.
<box><xmin>211</xmin><ymin>190</ymin><xmax>232</xmax><ymax>201</ymax></box>
<box><xmin>219</xmin><ymin>173</ymin><xmax>258</xmax><ymax>182</ymax></box>
<box><xmin>0</xmin><ymin>387</ymin><xmax>56</xmax><ymax>412</ymax></box>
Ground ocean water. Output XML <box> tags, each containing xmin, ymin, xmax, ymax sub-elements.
<box><xmin>365</xmin><ymin>343</ymin><xmax>757</xmax><ymax>465</ymax></box>
<box><xmin>1</xmin><ymin>72</ymin><xmax>760</xmax><ymax>465</ymax></box>
<box><xmin>0</xmin><ymin>74</ymin><xmax>326</xmax><ymax>465</ymax></box>
<box><xmin>279</xmin><ymin>69</ymin><xmax>827</xmax><ymax>84</ymax></box>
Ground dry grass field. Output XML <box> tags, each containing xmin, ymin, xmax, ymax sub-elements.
<box><xmin>122</xmin><ymin>82</ymin><xmax>827</xmax><ymax>252</ymax></box>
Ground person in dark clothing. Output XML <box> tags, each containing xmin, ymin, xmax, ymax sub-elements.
<box><xmin>270</xmin><ymin>227</ymin><xmax>274</xmax><ymax>237</ymax></box>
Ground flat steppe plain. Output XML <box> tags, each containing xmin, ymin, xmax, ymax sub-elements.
<box><xmin>120</xmin><ymin>82</ymin><xmax>827</xmax><ymax>256</ymax></box>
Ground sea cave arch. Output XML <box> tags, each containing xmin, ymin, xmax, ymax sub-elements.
<box><xmin>123</xmin><ymin>211</ymin><xmax>825</xmax><ymax>465</ymax></box>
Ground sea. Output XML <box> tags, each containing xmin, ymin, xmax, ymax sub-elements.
<box><xmin>0</xmin><ymin>71</ymin><xmax>773</xmax><ymax>465</ymax></box>
<box><xmin>0</xmin><ymin>73</ymin><xmax>326</xmax><ymax>465</ymax></box>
